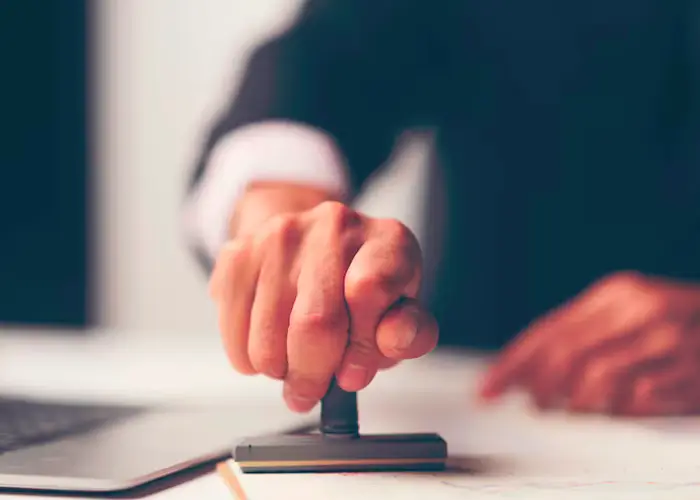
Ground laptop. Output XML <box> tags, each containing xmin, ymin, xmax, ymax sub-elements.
<box><xmin>0</xmin><ymin>395</ymin><xmax>311</xmax><ymax>493</ymax></box>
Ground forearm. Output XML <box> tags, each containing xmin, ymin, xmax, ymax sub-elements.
<box><xmin>229</xmin><ymin>181</ymin><xmax>341</xmax><ymax>239</ymax></box>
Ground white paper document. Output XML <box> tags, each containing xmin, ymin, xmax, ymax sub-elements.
<box><xmin>219</xmin><ymin>355</ymin><xmax>700</xmax><ymax>500</ymax></box>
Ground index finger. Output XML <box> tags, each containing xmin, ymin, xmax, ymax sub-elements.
<box><xmin>284</xmin><ymin>209</ymin><xmax>361</xmax><ymax>412</ymax></box>
<box><xmin>480</xmin><ymin>284</ymin><xmax>621</xmax><ymax>400</ymax></box>
<box><xmin>478</xmin><ymin>328</ymin><xmax>542</xmax><ymax>400</ymax></box>
<box><xmin>479</xmin><ymin>303</ymin><xmax>578</xmax><ymax>400</ymax></box>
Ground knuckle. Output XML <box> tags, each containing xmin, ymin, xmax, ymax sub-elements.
<box><xmin>605</xmin><ymin>270</ymin><xmax>647</xmax><ymax>293</ymax></box>
<box><xmin>313</xmin><ymin>201</ymin><xmax>359</xmax><ymax>228</ymax></box>
<box><xmin>585</xmin><ymin>359</ymin><xmax>617</xmax><ymax>384</ymax></box>
<box><xmin>379</xmin><ymin>219</ymin><xmax>420</xmax><ymax>254</ymax></box>
<box><xmin>345</xmin><ymin>271</ymin><xmax>389</xmax><ymax>303</ymax></box>
<box><xmin>290</xmin><ymin>310</ymin><xmax>349</xmax><ymax>336</ymax></box>
<box><xmin>592</xmin><ymin>271</ymin><xmax>658</xmax><ymax>314</ymax></box>
<box><xmin>548</xmin><ymin>347</ymin><xmax>573</xmax><ymax>373</ymax></box>
<box><xmin>346</xmin><ymin>264</ymin><xmax>411</xmax><ymax>302</ymax></box>
<box><xmin>259</xmin><ymin>214</ymin><xmax>299</xmax><ymax>247</ymax></box>
<box><xmin>636</xmin><ymin>291</ymin><xmax>670</xmax><ymax>318</ymax></box>
<box><xmin>269</xmin><ymin>213</ymin><xmax>298</xmax><ymax>237</ymax></box>
<box><xmin>657</xmin><ymin>324</ymin><xmax>684</xmax><ymax>352</ymax></box>
<box><xmin>379</xmin><ymin>220</ymin><xmax>422</xmax><ymax>274</ymax></box>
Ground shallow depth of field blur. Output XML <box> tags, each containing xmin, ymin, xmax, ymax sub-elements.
<box><xmin>0</xmin><ymin>0</ymin><xmax>430</xmax><ymax>336</ymax></box>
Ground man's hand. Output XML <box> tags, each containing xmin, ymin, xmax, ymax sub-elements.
<box><xmin>210</xmin><ymin>195</ymin><xmax>438</xmax><ymax>413</ymax></box>
<box><xmin>479</xmin><ymin>271</ymin><xmax>700</xmax><ymax>416</ymax></box>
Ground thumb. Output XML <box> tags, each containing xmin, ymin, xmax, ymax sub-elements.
<box><xmin>376</xmin><ymin>298</ymin><xmax>439</xmax><ymax>360</ymax></box>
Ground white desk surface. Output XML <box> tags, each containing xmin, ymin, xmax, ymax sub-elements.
<box><xmin>1</xmin><ymin>327</ymin><xmax>700</xmax><ymax>499</ymax></box>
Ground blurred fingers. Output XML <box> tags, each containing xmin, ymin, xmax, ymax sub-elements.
<box><xmin>248</xmin><ymin>215</ymin><xmax>301</xmax><ymax>380</ymax></box>
<box><xmin>622</xmin><ymin>326</ymin><xmax>700</xmax><ymax>416</ymax></box>
<box><xmin>567</xmin><ymin>323</ymin><xmax>680</xmax><ymax>413</ymax></box>
<box><xmin>530</xmin><ymin>311</ymin><xmax>642</xmax><ymax>410</ymax></box>
<box><xmin>213</xmin><ymin>239</ymin><xmax>259</xmax><ymax>375</ymax></box>
<box><xmin>482</xmin><ymin>277</ymin><xmax>659</xmax><ymax>405</ymax></box>
<box><xmin>624</xmin><ymin>365</ymin><xmax>700</xmax><ymax>415</ymax></box>
<box><xmin>565</xmin><ymin>351</ymin><xmax>633</xmax><ymax>413</ymax></box>
<box><xmin>478</xmin><ymin>309</ymin><xmax>568</xmax><ymax>401</ymax></box>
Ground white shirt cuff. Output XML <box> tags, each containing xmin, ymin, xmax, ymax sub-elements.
<box><xmin>182</xmin><ymin>121</ymin><xmax>350</xmax><ymax>262</ymax></box>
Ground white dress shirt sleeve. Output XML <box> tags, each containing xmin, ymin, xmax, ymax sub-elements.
<box><xmin>182</xmin><ymin>121</ymin><xmax>350</xmax><ymax>262</ymax></box>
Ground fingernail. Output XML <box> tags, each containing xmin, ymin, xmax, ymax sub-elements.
<box><xmin>393</xmin><ymin>308</ymin><xmax>419</xmax><ymax>350</ymax></box>
<box><xmin>339</xmin><ymin>364</ymin><xmax>370</xmax><ymax>391</ymax></box>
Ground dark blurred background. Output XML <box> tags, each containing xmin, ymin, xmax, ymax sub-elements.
<box><xmin>0</xmin><ymin>0</ymin><xmax>421</xmax><ymax>334</ymax></box>
<box><xmin>0</xmin><ymin>1</ymin><xmax>90</xmax><ymax>326</ymax></box>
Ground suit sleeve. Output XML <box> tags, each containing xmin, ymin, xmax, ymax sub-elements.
<box><xmin>188</xmin><ymin>0</ymin><xmax>439</xmax><ymax>195</ymax></box>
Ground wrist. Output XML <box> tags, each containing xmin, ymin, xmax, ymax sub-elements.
<box><xmin>230</xmin><ymin>181</ymin><xmax>342</xmax><ymax>239</ymax></box>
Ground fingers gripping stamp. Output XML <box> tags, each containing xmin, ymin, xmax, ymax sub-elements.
<box><xmin>233</xmin><ymin>378</ymin><xmax>448</xmax><ymax>473</ymax></box>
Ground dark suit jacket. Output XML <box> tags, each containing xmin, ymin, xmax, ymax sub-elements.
<box><xmin>190</xmin><ymin>0</ymin><xmax>700</xmax><ymax>348</ymax></box>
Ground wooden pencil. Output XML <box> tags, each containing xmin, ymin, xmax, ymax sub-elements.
<box><xmin>216</xmin><ymin>460</ymin><xmax>248</xmax><ymax>500</ymax></box>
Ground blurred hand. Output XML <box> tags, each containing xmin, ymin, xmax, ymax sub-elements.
<box><xmin>479</xmin><ymin>271</ymin><xmax>700</xmax><ymax>416</ymax></box>
<box><xmin>210</xmin><ymin>200</ymin><xmax>438</xmax><ymax>413</ymax></box>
